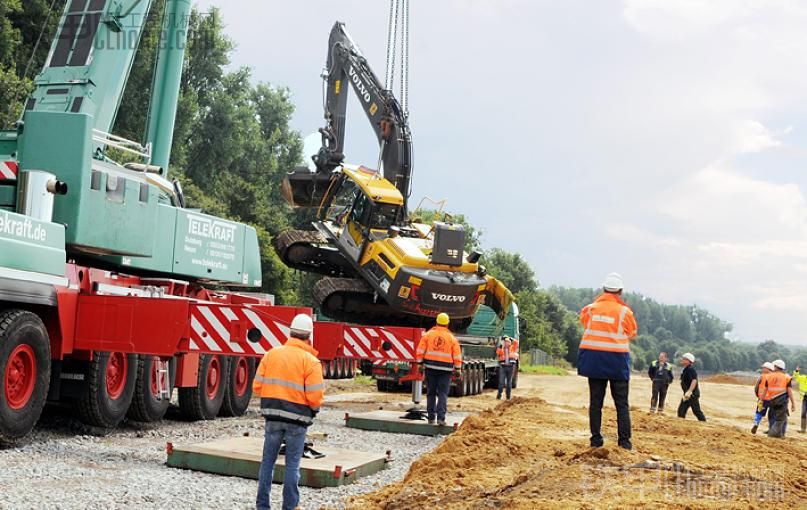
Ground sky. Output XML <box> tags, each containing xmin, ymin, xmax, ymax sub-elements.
<box><xmin>194</xmin><ymin>0</ymin><xmax>807</xmax><ymax>346</ymax></box>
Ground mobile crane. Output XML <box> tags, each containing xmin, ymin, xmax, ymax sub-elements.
<box><xmin>276</xmin><ymin>22</ymin><xmax>513</xmax><ymax>331</ymax></box>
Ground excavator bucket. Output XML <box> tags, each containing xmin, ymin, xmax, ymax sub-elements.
<box><xmin>482</xmin><ymin>276</ymin><xmax>515</xmax><ymax>319</ymax></box>
<box><xmin>280</xmin><ymin>167</ymin><xmax>333</xmax><ymax>208</ymax></box>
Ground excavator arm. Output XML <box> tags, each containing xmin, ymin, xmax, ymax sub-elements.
<box><xmin>282</xmin><ymin>22</ymin><xmax>412</xmax><ymax>212</ymax></box>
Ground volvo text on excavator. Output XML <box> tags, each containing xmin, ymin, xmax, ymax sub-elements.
<box><xmin>275</xmin><ymin>21</ymin><xmax>513</xmax><ymax>331</ymax></box>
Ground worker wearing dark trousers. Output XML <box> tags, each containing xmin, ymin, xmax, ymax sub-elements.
<box><xmin>677</xmin><ymin>353</ymin><xmax>706</xmax><ymax>421</ymax></box>
<box><xmin>253</xmin><ymin>314</ymin><xmax>323</xmax><ymax>510</ymax></box>
<box><xmin>648</xmin><ymin>352</ymin><xmax>674</xmax><ymax>413</ymax></box>
<box><xmin>496</xmin><ymin>336</ymin><xmax>518</xmax><ymax>400</ymax></box>
<box><xmin>761</xmin><ymin>360</ymin><xmax>796</xmax><ymax>438</ymax></box>
<box><xmin>416</xmin><ymin>313</ymin><xmax>462</xmax><ymax>425</ymax></box>
<box><xmin>577</xmin><ymin>273</ymin><xmax>638</xmax><ymax>450</ymax></box>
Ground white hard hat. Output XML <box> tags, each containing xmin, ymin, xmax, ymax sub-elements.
<box><xmin>772</xmin><ymin>359</ymin><xmax>786</xmax><ymax>370</ymax></box>
<box><xmin>762</xmin><ymin>362</ymin><xmax>774</xmax><ymax>371</ymax></box>
<box><xmin>603</xmin><ymin>272</ymin><xmax>624</xmax><ymax>292</ymax></box>
<box><xmin>681</xmin><ymin>352</ymin><xmax>695</xmax><ymax>363</ymax></box>
<box><xmin>290</xmin><ymin>314</ymin><xmax>314</xmax><ymax>338</ymax></box>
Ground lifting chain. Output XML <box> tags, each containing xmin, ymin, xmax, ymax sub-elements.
<box><xmin>384</xmin><ymin>0</ymin><xmax>410</xmax><ymax>117</ymax></box>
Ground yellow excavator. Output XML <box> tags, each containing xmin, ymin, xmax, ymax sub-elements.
<box><xmin>276</xmin><ymin>22</ymin><xmax>512</xmax><ymax>331</ymax></box>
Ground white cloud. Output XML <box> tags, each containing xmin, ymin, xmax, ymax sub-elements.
<box><xmin>604</xmin><ymin>223</ymin><xmax>680</xmax><ymax>248</ymax></box>
<box><xmin>658</xmin><ymin>163</ymin><xmax>807</xmax><ymax>240</ymax></box>
<box><xmin>730</xmin><ymin>120</ymin><xmax>784</xmax><ymax>154</ymax></box>
<box><xmin>623</xmin><ymin>0</ymin><xmax>762</xmax><ymax>41</ymax></box>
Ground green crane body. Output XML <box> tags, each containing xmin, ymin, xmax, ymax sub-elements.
<box><xmin>0</xmin><ymin>0</ymin><xmax>262</xmax><ymax>287</ymax></box>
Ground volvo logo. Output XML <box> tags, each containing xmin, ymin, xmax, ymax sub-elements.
<box><xmin>432</xmin><ymin>293</ymin><xmax>466</xmax><ymax>303</ymax></box>
<box><xmin>349</xmin><ymin>66</ymin><xmax>371</xmax><ymax>103</ymax></box>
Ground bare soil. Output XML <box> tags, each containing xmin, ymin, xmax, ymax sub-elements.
<box><xmin>346</xmin><ymin>372</ymin><xmax>807</xmax><ymax>509</ymax></box>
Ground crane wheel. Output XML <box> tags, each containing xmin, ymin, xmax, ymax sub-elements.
<box><xmin>76</xmin><ymin>351</ymin><xmax>138</xmax><ymax>430</ymax></box>
<box><xmin>178</xmin><ymin>354</ymin><xmax>225</xmax><ymax>421</ymax></box>
<box><xmin>219</xmin><ymin>356</ymin><xmax>256</xmax><ymax>417</ymax></box>
<box><xmin>0</xmin><ymin>310</ymin><xmax>51</xmax><ymax>446</ymax></box>
<box><xmin>126</xmin><ymin>356</ymin><xmax>176</xmax><ymax>423</ymax></box>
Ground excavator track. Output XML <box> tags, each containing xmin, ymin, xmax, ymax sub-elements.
<box><xmin>313</xmin><ymin>277</ymin><xmax>474</xmax><ymax>331</ymax></box>
<box><xmin>273</xmin><ymin>230</ymin><xmax>356</xmax><ymax>277</ymax></box>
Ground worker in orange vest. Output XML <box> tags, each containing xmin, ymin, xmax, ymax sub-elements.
<box><xmin>496</xmin><ymin>336</ymin><xmax>519</xmax><ymax>400</ymax></box>
<box><xmin>416</xmin><ymin>312</ymin><xmax>462</xmax><ymax>425</ymax></box>
<box><xmin>577</xmin><ymin>273</ymin><xmax>638</xmax><ymax>450</ymax></box>
<box><xmin>253</xmin><ymin>314</ymin><xmax>324</xmax><ymax>510</ymax></box>
<box><xmin>759</xmin><ymin>359</ymin><xmax>796</xmax><ymax>438</ymax></box>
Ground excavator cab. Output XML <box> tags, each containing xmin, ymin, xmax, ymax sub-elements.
<box><xmin>317</xmin><ymin>166</ymin><xmax>404</xmax><ymax>263</ymax></box>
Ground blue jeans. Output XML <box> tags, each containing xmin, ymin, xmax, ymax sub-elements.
<box><xmin>753</xmin><ymin>400</ymin><xmax>769</xmax><ymax>425</ymax></box>
<box><xmin>256</xmin><ymin>420</ymin><xmax>307</xmax><ymax>510</ymax></box>
<box><xmin>425</xmin><ymin>369</ymin><xmax>452</xmax><ymax>421</ymax></box>
<box><xmin>497</xmin><ymin>363</ymin><xmax>514</xmax><ymax>399</ymax></box>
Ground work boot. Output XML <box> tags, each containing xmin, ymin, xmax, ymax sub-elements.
<box><xmin>618</xmin><ymin>441</ymin><xmax>632</xmax><ymax>451</ymax></box>
<box><xmin>437</xmin><ymin>419</ymin><xmax>447</xmax><ymax>426</ymax></box>
<box><xmin>427</xmin><ymin>418</ymin><xmax>435</xmax><ymax>425</ymax></box>
<box><xmin>751</xmin><ymin>424</ymin><xmax>758</xmax><ymax>435</ymax></box>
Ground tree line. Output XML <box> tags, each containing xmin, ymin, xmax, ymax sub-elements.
<box><xmin>2</xmin><ymin>3</ymin><xmax>805</xmax><ymax>373</ymax></box>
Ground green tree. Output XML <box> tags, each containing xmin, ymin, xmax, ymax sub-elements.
<box><xmin>409</xmin><ymin>209</ymin><xmax>482</xmax><ymax>252</ymax></box>
<box><xmin>482</xmin><ymin>248</ymin><xmax>538</xmax><ymax>294</ymax></box>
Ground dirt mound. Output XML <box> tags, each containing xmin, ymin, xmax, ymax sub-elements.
<box><xmin>704</xmin><ymin>373</ymin><xmax>756</xmax><ymax>385</ymax></box>
<box><xmin>348</xmin><ymin>396</ymin><xmax>807</xmax><ymax>509</ymax></box>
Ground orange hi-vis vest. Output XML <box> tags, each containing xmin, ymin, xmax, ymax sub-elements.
<box><xmin>416</xmin><ymin>325</ymin><xmax>462</xmax><ymax>372</ymax></box>
<box><xmin>579</xmin><ymin>293</ymin><xmax>637</xmax><ymax>353</ymax></box>
<box><xmin>497</xmin><ymin>339</ymin><xmax>519</xmax><ymax>364</ymax></box>
<box><xmin>758</xmin><ymin>371</ymin><xmax>791</xmax><ymax>401</ymax></box>
<box><xmin>252</xmin><ymin>338</ymin><xmax>324</xmax><ymax>426</ymax></box>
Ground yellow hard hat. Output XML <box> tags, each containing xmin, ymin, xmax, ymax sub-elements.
<box><xmin>436</xmin><ymin>313</ymin><xmax>450</xmax><ymax>326</ymax></box>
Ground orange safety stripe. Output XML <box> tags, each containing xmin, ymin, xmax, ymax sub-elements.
<box><xmin>253</xmin><ymin>338</ymin><xmax>324</xmax><ymax>419</ymax></box>
<box><xmin>579</xmin><ymin>294</ymin><xmax>636</xmax><ymax>353</ymax></box>
<box><xmin>760</xmin><ymin>372</ymin><xmax>791</xmax><ymax>401</ymax></box>
<box><xmin>416</xmin><ymin>326</ymin><xmax>462</xmax><ymax>369</ymax></box>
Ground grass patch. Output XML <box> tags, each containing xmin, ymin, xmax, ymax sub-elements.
<box><xmin>519</xmin><ymin>364</ymin><xmax>568</xmax><ymax>376</ymax></box>
<box><xmin>354</xmin><ymin>374</ymin><xmax>375</xmax><ymax>386</ymax></box>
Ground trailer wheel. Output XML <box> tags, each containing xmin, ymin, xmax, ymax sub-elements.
<box><xmin>178</xmin><ymin>354</ymin><xmax>225</xmax><ymax>420</ymax></box>
<box><xmin>0</xmin><ymin>310</ymin><xmax>51</xmax><ymax>445</ymax></box>
<box><xmin>476</xmin><ymin>366</ymin><xmax>486</xmax><ymax>394</ymax></box>
<box><xmin>126</xmin><ymin>356</ymin><xmax>176</xmax><ymax>423</ymax></box>
<box><xmin>76</xmin><ymin>351</ymin><xmax>137</xmax><ymax>430</ymax></box>
<box><xmin>473</xmin><ymin>366</ymin><xmax>482</xmax><ymax>395</ymax></box>
<box><xmin>219</xmin><ymin>356</ymin><xmax>256</xmax><ymax>417</ymax></box>
<box><xmin>454</xmin><ymin>370</ymin><xmax>466</xmax><ymax>397</ymax></box>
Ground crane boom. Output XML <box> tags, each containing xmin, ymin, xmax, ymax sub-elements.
<box><xmin>31</xmin><ymin>0</ymin><xmax>154</xmax><ymax>142</ymax></box>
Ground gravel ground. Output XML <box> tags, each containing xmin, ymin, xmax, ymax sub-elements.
<box><xmin>0</xmin><ymin>398</ymin><xmax>448</xmax><ymax>510</ymax></box>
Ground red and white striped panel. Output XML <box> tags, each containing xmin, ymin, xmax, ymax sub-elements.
<box><xmin>188</xmin><ymin>305</ymin><xmax>291</xmax><ymax>356</ymax></box>
<box><xmin>342</xmin><ymin>326</ymin><xmax>417</xmax><ymax>362</ymax></box>
<box><xmin>0</xmin><ymin>161</ymin><xmax>18</xmax><ymax>181</ymax></box>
